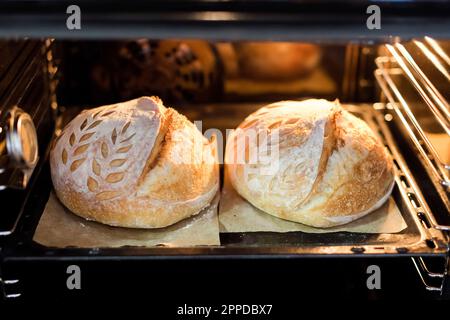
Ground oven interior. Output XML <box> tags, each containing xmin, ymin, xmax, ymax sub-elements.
<box><xmin>1</xmin><ymin>37</ymin><xmax>450</xmax><ymax>298</ymax></box>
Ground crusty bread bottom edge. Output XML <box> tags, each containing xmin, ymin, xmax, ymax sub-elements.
<box><xmin>322</xmin><ymin>179</ymin><xmax>395</xmax><ymax>226</ymax></box>
<box><xmin>241</xmin><ymin>178</ymin><xmax>395</xmax><ymax>229</ymax></box>
<box><xmin>56</xmin><ymin>182</ymin><xmax>219</xmax><ymax>229</ymax></box>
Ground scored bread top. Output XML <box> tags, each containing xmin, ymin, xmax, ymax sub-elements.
<box><xmin>226</xmin><ymin>99</ymin><xmax>394</xmax><ymax>228</ymax></box>
<box><xmin>52</xmin><ymin>96</ymin><xmax>165</xmax><ymax>201</ymax></box>
<box><xmin>50</xmin><ymin>96</ymin><xmax>219</xmax><ymax>228</ymax></box>
<box><xmin>226</xmin><ymin>99</ymin><xmax>336</xmax><ymax>209</ymax></box>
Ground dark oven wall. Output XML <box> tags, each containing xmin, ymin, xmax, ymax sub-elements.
<box><xmin>55</xmin><ymin>40</ymin><xmax>380</xmax><ymax>109</ymax></box>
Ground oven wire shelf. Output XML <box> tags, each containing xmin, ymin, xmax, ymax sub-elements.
<box><xmin>375</xmin><ymin>46</ymin><xmax>450</xmax><ymax>232</ymax></box>
<box><xmin>375</xmin><ymin>38</ymin><xmax>450</xmax><ymax>193</ymax></box>
<box><xmin>412</xmin><ymin>256</ymin><xmax>449</xmax><ymax>292</ymax></box>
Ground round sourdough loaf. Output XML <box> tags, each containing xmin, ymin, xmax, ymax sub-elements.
<box><xmin>50</xmin><ymin>96</ymin><xmax>219</xmax><ymax>228</ymax></box>
<box><xmin>225</xmin><ymin>99</ymin><xmax>394</xmax><ymax>228</ymax></box>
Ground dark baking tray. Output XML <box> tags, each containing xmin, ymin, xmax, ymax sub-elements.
<box><xmin>1</xmin><ymin>103</ymin><xmax>448</xmax><ymax>262</ymax></box>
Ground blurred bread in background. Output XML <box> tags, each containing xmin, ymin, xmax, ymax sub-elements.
<box><xmin>233</xmin><ymin>42</ymin><xmax>321</xmax><ymax>80</ymax></box>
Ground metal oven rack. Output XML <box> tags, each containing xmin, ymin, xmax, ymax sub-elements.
<box><xmin>375</xmin><ymin>38</ymin><xmax>450</xmax><ymax>232</ymax></box>
<box><xmin>374</xmin><ymin>37</ymin><xmax>450</xmax><ymax>293</ymax></box>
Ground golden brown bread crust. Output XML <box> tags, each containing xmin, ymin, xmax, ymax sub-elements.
<box><xmin>50</xmin><ymin>97</ymin><xmax>219</xmax><ymax>228</ymax></box>
<box><xmin>225</xmin><ymin>99</ymin><xmax>394</xmax><ymax>228</ymax></box>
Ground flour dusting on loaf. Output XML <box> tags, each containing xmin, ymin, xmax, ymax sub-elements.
<box><xmin>50</xmin><ymin>96</ymin><xmax>219</xmax><ymax>228</ymax></box>
<box><xmin>225</xmin><ymin>99</ymin><xmax>394</xmax><ymax>228</ymax></box>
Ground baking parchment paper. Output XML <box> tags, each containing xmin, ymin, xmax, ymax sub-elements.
<box><xmin>34</xmin><ymin>191</ymin><xmax>221</xmax><ymax>248</ymax></box>
<box><xmin>219</xmin><ymin>172</ymin><xmax>407</xmax><ymax>234</ymax></box>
